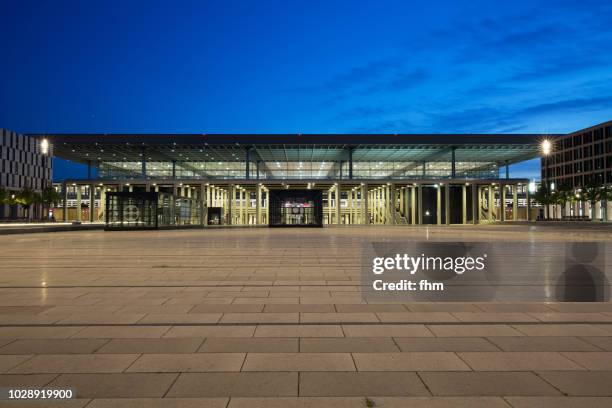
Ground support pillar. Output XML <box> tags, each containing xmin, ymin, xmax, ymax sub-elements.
<box><xmin>89</xmin><ymin>184</ymin><xmax>95</xmax><ymax>223</ymax></box>
<box><xmin>229</xmin><ymin>185</ymin><xmax>235</xmax><ymax>225</ymax></box>
<box><xmin>201</xmin><ymin>184</ymin><xmax>208</xmax><ymax>226</ymax></box>
<box><xmin>100</xmin><ymin>186</ymin><xmax>106</xmax><ymax>223</ymax></box>
<box><xmin>513</xmin><ymin>185</ymin><xmax>518</xmax><ymax>221</ymax></box>
<box><xmin>335</xmin><ymin>184</ymin><xmax>341</xmax><ymax>225</ymax></box>
<box><xmin>473</xmin><ymin>185</ymin><xmax>482</xmax><ymax>224</ymax></box>
<box><xmin>76</xmin><ymin>185</ymin><xmax>82</xmax><ymax>222</ymax></box>
<box><xmin>417</xmin><ymin>184</ymin><xmax>423</xmax><ymax>225</ymax></box>
<box><xmin>256</xmin><ymin>183</ymin><xmax>262</xmax><ymax>225</ymax></box>
<box><xmin>388</xmin><ymin>184</ymin><xmax>395</xmax><ymax>225</ymax></box>
<box><xmin>444</xmin><ymin>183</ymin><xmax>450</xmax><ymax>225</ymax></box>
<box><xmin>62</xmin><ymin>182</ymin><xmax>68</xmax><ymax>222</ymax></box>
<box><xmin>362</xmin><ymin>184</ymin><xmax>369</xmax><ymax>225</ymax></box>
<box><xmin>526</xmin><ymin>186</ymin><xmax>532</xmax><ymax>221</ymax></box>
<box><xmin>595</xmin><ymin>201</ymin><xmax>602</xmax><ymax>222</ymax></box>
<box><xmin>436</xmin><ymin>185</ymin><xmax>442</xmax><ymax>225</ymax></box>
<box><xmin>501</xmin><ymin>184</ymin><xmax>506</xmax><ymax>222</ymax></box>
<box><xmin>348</xmin><ymin>188</ymin><xmax>353</xmax><ymax>224</ymax></box>
<box><xmin>488</xmin><ymin>185</ymin><xmax>493</xmax><ymax>222</ymax></box>
<box><xmin>462</xmin><ymin>184</ymin><xmax>467</xmax><ymax>224</ymax></box>
<box><xmin>411</xmin><ymin>186</ymin><xmax>416</xmax><ymax>225</ymax></box>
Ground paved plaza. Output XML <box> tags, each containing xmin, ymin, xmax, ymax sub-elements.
<box><xmin>0</xmin><ymin>224</ymin><xmax>612</xmax><ymax>407</ymax></box>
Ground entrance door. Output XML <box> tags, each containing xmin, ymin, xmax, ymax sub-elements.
<box><xmin>268</xmin><ymin>190</ymin><xmax>323</xmax><ymax>227</ymax></box>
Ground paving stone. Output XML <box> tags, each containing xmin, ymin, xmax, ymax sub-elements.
<box><xmin>227</xmin><ymin>397</ymin><xmax>364</xmax><ymax>408</ymax></box>
<box><xmin>537</xmin><ymin>371</ymin><xmax>612</xmax><ymax>396</ymax></box>
<box><xmin>164</xmin><ymin>326</ymin><xmax>255</xmax><ymax>338</ymax></box>
<box><xmin>254</xmin><ymin>325</ymin><xmax>343</xmax><ymax>338</ymax></box>
<box><xmin>419</xmin><ymin>372</ymin><xmax>561</xmax><ymax>396</ymax></box>
<box><xmin>529</xmin><ymin>313</ymin><xmax>612</xmax><ymax>323</ymax></box>
<box><xmin>47</xmin><ymin>373</ymin><xmax>178</xmax><ymax>398</ymax></box>
<box><xmin>199</xmin><ymin>338</ymin><xmax>298</xmax><ymax>352</ymax></box>
<box><xmin>357</xmin><ymin>397</ymin><xmax>512</xmax><ymax>408</ymax></box>
<box><xmin>0</xmin><ymin>327</ymin><xmax>85</xmax><ymax>339</ymax></box>
<box><xmin>452</xmin><ymin>313</ymin><xmax>538</xmax><ymax>323</ymax></box>
<box><xmin>353</xmin><ymin>352</ymin><xmax>470</xmax><ymax>371</ymax></box>
<box><xmin>512</xmin><ymin>324</ymin><xmax>611</xmax><ymax>337</ymax></box>
<box><xmin>9</xmin><ymin>354</ymin><xmax>140</xmax><ymax>373</ymax></box>
<box><xmin>342</xmin><ymin>324</ymin><xmax>433</xmax><ymax>337</ymax></box>
<box><xmin>377</xmin><ymin>312</ymin><xmax>458</xmax><ymax>323</ymax></box>
<box><xmin>167</xmin><ymin>372</ymin><xmax>298</xmax><ymax>397</ymax></box>
<box><xmin>487</xmin><ymin>336</ymin><xmax>600</xmax><ymax>351</ymax></box>
<box><xmin>475</xmin><ymin>303</ymin><xmax>554</xmax><ymax>313</ymax></box>
<box><xmin>0</xmin><ymin>355</ymin><xmax>33</xmax><ymax>372</ymax></box>
<box><xmin>335</xmin><ymin>304</ymin><xmax>407</xmax><ymax>313</ymax></box>
<box><xmin>220</xmin><ymin>313</ymin><xmax>298</xmax><ymax>323</ymax></box>
<box><xmin>300</xmin><ymin>337</ymin><xmax>399</xmax><ymax>352</ymax></box>
<box><xmin>263</xmin><ymin>304</ymin><xmax>335</xmax><ymax>313</ymax></box>
<box><xmin>242</xmin><ymin>353</ymin><xmax>355</xmax><ymax>371</ymax></box>
<box><xmin>0</xmin><ymin>339</ymin><xmax>108</xmax><ymax>355</ymax></box>
<box><xmin>190</xmin><ymin>304</ymin><xmax>265</xmax><ymax>313</ymax></box>
<box><xmin>394</xmin><ymin>337</ymin><xmax>499</xmax><ymax>351</ymax></box>
<box><xmin>405</xmin><ymin>303</ymin><xmax>482</xmax><ymax>312</ymax></box>
<box><xmin>560</xmin><ymin>352</ymin><xmax>612</xmax><ymax>370</ymax></box>
<box><xmin>580</xmin><ymin>336</ymin><xmax>612</xmax><ymax>350</ymax></box>
<box><xmin>0</xmin><ymin>373</ymin><xmax>57</xmax><ymax>387</ymax></box>
<box><xmin>299</xmin><ymin>371</ymin><xmax>428</xmax><ymax>396</ymax></box>
<box><xmin>427</xmin><ymin>324</ymin><xmax>524</xmax><ymax>337</ymax></box>
<box><xmin>137</xmin><ymin>314</ymin><xmax>222</xmax><ymax>324</ymax></box>
<box><xmin>96</xmin><ymin>338</ymin><xmax>203</xmax><ymax>354</ymax></box>
<box><xmin>457</xmin><ymin>351</ymin><xmax>585</xmax><ymax>371</ymax></box>
<box><xmin>300</xmin><ymin>312</ymin><xmax>379</xmax><ymax>323</ymax></box>
<box><xmin>505</xmin><ymin>396</ymin><xmax>612</xmax><ymax>408</ymax></box>
<box><xmin>85</xmin><ymin>398</ymin><xmax>229</xmax><ymax>408</ymax></box>
<box><xmin>57</xmin><ymin>313</ymin><xmax>146</xmax><ymax>324</ymax></box>
<box><xmin>73</xmin><ymin>326</ymin><xmax>171</xmax><ymax>339</ymax></box>
<box><xmin>126</xmin><ymin>353</ymin><xmax>245</xmax><ymax>372</ymax></box>
<box><xmin>0</xmin><ymin>400</ymin><xmax>90</xmax><ymax>408</ymax></box>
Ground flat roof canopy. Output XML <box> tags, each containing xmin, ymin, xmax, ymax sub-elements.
<box><xmin>31</xmin><ymin>133</ymin><xmax>548</xmax><ymax>165</ymax></box>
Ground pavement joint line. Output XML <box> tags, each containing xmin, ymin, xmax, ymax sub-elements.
<box><xmin>0</xmin><ymin>321</ymin><xmax>612</xmax><ymax>327</ymax></box>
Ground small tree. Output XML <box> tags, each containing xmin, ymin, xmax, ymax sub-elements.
<box><xmin>14</xmin><ymin>187</ymin><xmax>40</xmax><ymax>220</ymax></box>
<box><xmin>555</xmin><ymin>184</ymin><xmax>574</xmax><ymax>218</ymax></box>
<box><xmin>581</xmin><ymin>181</ymin><xmax>603</xmax><ymax>221</ymax></box>
<box><xmin>41</xmin><ymin>186</ymin><xmax>62</xmax><ymax>220</ymax></box>
<box><xmin>0</xmin><ymin>187</ymin><xmax>8</xmax><ymax>205</ymax></box>
<box><xmin>533</xmin><ymin>185</ymin><xmax>553</xmax><ymax>220</ymax></box>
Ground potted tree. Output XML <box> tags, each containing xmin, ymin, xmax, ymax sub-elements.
<box><xmin>14</xmin><ymin>187</ymin><xmax>40</xmax><ymax>221</ymax></box>
<box><xmin>41</xmin><ymin>186</ymin><xmax>62</xmax><ymax>221</ymax></box>
<box><xmin>581</xmin><ymin>181</ymin><xmax>603</xmax><ymax>221</ymax></box>
<box><xmin>533</xmin><ymin>185</ymin><xmax>552</xmax><ymax>220</ymax></box>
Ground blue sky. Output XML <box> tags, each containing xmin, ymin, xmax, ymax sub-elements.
<box><xmin>1</xmin><ymin>0</ymin><xmax>611</xmax><ymax>180</ymax></box>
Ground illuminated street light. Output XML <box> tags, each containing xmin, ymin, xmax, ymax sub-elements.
<box><xmin>541</xmin><ymin>139</ymin><xmax>552</xmax><ymax>156</ymax></box>
<box><xmin>40</xmin><ymin>139</ymin><xmax>49</xmax><ymax>155</ymax></box>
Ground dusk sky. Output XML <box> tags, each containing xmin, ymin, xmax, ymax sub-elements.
<box><xmin>1</xmin><ymin>0</ymin><xmax>611</xmax><ymax>180</ymax></box>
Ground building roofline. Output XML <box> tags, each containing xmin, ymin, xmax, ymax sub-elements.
<box><xmin>27</xmin><ymin>133</ymin><xmax>551</xmax><ymax>146</ymax></box>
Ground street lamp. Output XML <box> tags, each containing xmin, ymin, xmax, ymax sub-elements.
<box><xmin>540</xmin><ymin>139</ymin><xmax>553</xmax><ymax>220</ymax></box>
<box><xmin>40</xmin><ymin>138</ymin><xmax>50</xmax><ymax>220</ymax></box>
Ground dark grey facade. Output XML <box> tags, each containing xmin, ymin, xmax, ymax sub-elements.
<box><xmin>542</xmin><ymin>120</ymin><xmax>612</xmax><ymax>189</ymax></box>
<box><xmin>0</xmin><ymin>129</ymin><xmax>53</xmax><ymax>219</ymax></box>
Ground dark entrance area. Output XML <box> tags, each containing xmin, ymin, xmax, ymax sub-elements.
<box><xmin>268</xmin><ymin>189</ymin><xmax>323</xmax><ymax>227</ymax></box>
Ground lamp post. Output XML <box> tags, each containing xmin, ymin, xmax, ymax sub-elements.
<box><xmin>40</xmin><ymin>138</ymin><xmax>49</xmax><ymax>220</ymax></box>
<box><xmin>541</xmin><ymin>139</ymin><xmax>552</xmax><ymax>219</ymax></box>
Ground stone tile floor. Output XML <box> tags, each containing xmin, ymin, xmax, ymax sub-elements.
<box><xmin>0</xmin><ymin>224</ymin><xmax>611</xmax><ymax>407</ymax></box>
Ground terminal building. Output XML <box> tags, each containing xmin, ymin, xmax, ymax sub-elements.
<box><xmin>33</xmin><ymin>132</ymin><xmax>547</xmax><ymax>228</ymax></box>
<box><xmin>540</xmin><ymin>120</ymin><xmax>612</xmax><ymax>221</ymax></box>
